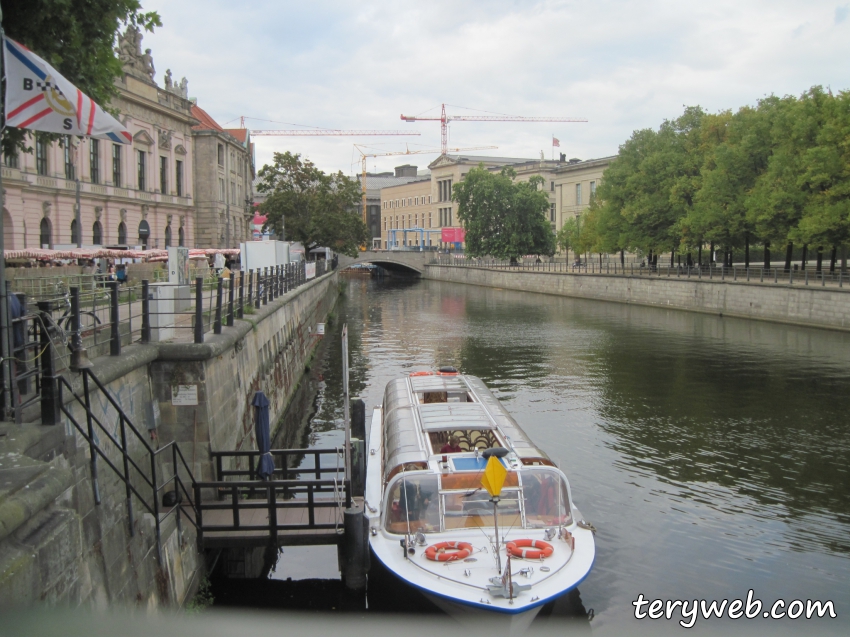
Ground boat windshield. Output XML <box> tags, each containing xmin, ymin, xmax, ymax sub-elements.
<box><xmin>443</xmin><ymin>489</ymin><xmax>523</xmax><ymax>530</ymax></box>
<box><xmin>384</xmin><ymin>473</ymin><xmax>440</xmax><ymax>534</ymax></box>
<box><xmin>521</xmin><ymin>467</ymin><xmax>572</xmax><ymax>528</ymax></box>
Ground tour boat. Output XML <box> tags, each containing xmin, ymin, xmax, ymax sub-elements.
<box><xmin>365</xmin><ymin>368</ymin><xmax>595</xmax><ymax>633</ymax></box>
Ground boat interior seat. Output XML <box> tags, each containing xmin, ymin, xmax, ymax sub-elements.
<box><xmin>429</xmin><ymin>429</ymin><xmax>499</xmax><ymax>454</ymax></box>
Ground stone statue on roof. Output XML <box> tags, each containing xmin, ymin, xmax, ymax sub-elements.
<box><xmin>164</xmin><ymin>69</ymin><xmax>173</xmax><ymax>91</ymax></box>
<box><xmin>141</xmin><ymin>48</ymin><xmax>155</xmax><ymax>81</ymax></box>
<box><xmin>179</xmin><ymin>77</ymin><xmax>188</xmax><ymax>98</ymax></box>
<box><xmin>118</xmin><ymin>24</ymin><xmax>156</xmax><ymax>83</ymax></box>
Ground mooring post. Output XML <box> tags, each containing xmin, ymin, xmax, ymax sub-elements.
<box><xmin>342</xmin><ymin>505</ymin><xmax>368</xmax><ymax>592</ymax></box>
<box><xmin>247</xmin><ymin>269</ymin><xmax>254</xmax><ymax>308</ymax></box>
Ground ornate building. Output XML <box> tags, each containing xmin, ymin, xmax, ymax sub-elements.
<box><xmin>1</xmin><ymin>26</ymin><xmax>196</xmax><ymax>251</ymax></box>
<box><xmin>191</xmin><ymin>107</ymin><xmax>254</xmax><ymax>248</ymax></box>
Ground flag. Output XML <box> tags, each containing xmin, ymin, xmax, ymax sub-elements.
<box><xmin>552</xmin><ymin>137</ymin><xmax>560</xmax><ymax>147</ymax></box>
<box><xmin>3</xmin><ymin>37</ymin><xmax>132</xmax><ymax>144</ymax></box>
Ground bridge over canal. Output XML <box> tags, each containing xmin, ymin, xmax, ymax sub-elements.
<box><xmin>339</xmin><ymin>250</ymin><xmax>433</xmax><ymax>275</ymax></box>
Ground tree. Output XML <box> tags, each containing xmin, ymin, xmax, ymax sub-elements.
<box><xmin>1</xmin><ymin>1</ymin><xmax>161</xmax><ymax>155</ymax></box>
<box><xmin>743</xmin><ymin>89</ymin><xmax>833</xmax><ymax>270</ymax></box>
<box><xmin>257</xmin><ymin>151</ymin><xmax>369</xmax><ymax>257</ymax></box>
<box><xmin>589</xmin><ymin>107</ymin><xmax>708</xmax><ymax>262</ymax></box>
<box><xmin>453</xmin><ymin>166</ymin><xmax>555</xmax><ymax>262</ymax></box>
<box><xmin>795</xmin><ymin>90</ymin><xmax>850</xmax><ymax>271</ymax></box>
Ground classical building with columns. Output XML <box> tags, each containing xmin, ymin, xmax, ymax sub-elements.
<box><xmin>1</xmin><ymin>26</ymin><xmax>196</xmax><ymax>251</ymax></box>
<box><xmin>378</xmin><ymin>153</ymin><xmax>615</xmax><ymax>251</ymax></box>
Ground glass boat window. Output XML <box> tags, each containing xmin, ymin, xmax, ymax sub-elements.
<box><xmin>384</xmin><ymin>474</ymin><xmax>440</xmax><ymax>534</ymax></box>
<box><xmin>428</xmin><ymin>429</ymin><xmax>500</xmax><ymax>454</ymax></box>
<box><xmin>443</xmin><ymin>490</ymin><xmax>522</xmax><ymax>530</ymax></box>
<box><xmin>521</xmin><ymin>468</ymin><xmax>572</xmax><ymax>528</ymax></box>
<box><xmin>421</xmin><ymin>391</ymin><xmax>472</xmax><ymax>404</ymax></box>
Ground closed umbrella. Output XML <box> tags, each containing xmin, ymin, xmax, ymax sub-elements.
<box><xmin>252</xmin><ymin>391</ymin><xmax>275</xmax><ymax>480</ymax></box>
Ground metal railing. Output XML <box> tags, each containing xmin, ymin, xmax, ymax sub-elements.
<box><xmin>430</xmin><ymin>256</ymin><xmax>848</xmax><ymax>288</ymax></box>
<box><xmin>181</xmin><ymin>446</ymin><xmax>352</xmax><ymax>549</ymax></box>
<box><xmin>56</xmin><ymin>367</ymin><xmax>198</xmax><ymax>565</ymax></box>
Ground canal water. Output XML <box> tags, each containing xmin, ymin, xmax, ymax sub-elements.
<box><xmin>214</xmin><ymin>276</ymin><xmax>850</xmax><ymax>634</ymax></box>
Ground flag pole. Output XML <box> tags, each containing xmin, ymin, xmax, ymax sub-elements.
<box><xmin>0</xmin><ymin>10</ymin><xmax>14</xmax><ymax>420</ymax></box>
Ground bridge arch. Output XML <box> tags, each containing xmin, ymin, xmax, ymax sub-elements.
<box><xmin>341</xmin><ymin>250</ymin><xmax>431</xmax><ymax>275</ymax></box>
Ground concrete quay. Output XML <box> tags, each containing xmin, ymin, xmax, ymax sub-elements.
<box><xmin>424</xmin><ymin>265</ymin><xmax>850</xmax><ymax>332</ymax></box>
<box><xmin>0</xmin><ymin>271</ymin><xmax>340</xmax><ymax>609</ymax></box>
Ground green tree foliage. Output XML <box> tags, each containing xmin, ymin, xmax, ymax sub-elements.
<box><xmin>257</xmin><ymin>151</ymin><xmax>369</xmax><ymax>257</ymax></box>
<box><xmin>1</xmin><ymin>1</ymin><xmax>161</xmax><ymax>154</ymax></box>
<box><xmin>453</xmin><ymin>166</ymin><xmax>555</xmax><ymax>261</ymax></box>
<box><xmin>587</xmin><ymin>87</ymin><xmax>850</xmax><ymax>267</ymax></box>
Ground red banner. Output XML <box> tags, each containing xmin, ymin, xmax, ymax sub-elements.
<box><xmin>441</xmin><ymin>227</ymin><xmax>466</xmax><ymax>243</ymax></box>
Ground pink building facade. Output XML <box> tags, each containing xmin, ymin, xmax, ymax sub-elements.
<box><xmin>1</xmin><ymin>30</ymin><xmax>197</xmax><ymax>252</ymax></box>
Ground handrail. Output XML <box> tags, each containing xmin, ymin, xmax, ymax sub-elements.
<box><xmin>57</xmin><ymin>367</ymin><xmax>201</xmax><ymax>565</ymax></box>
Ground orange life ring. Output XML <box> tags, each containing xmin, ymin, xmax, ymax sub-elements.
<box><xmin>410</xmin><ymin>371</ymin><xmax>435</xmax><ymax>377</ymax></box>
<box><xmin>437</xmin><ymin>371</ymin><xmax>458</xmax><ymax>376</ymax></box>
<box><xmin>425</xmin><ymin>541</ymin><xmax>473</xmax><ymax>562</ymax></box>
<box><xmin>506</xmin><ymin>539</ymin><xmax>554</xmax><ymax>560</ymax></box>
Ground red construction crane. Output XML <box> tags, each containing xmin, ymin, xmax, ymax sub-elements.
<box><xmin>400</xmin><ymin>104</ymin><xmax>586</xmax><ymax>155</ymax></box>
<box><xmin>238</xmin><ymin>116</ymin><xmax>419</xmax><ymax>137</ymax></box>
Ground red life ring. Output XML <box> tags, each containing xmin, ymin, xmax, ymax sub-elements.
<box><xmin>410</xmin><ymin>371</ymin><xmax>435</xmax><ymax>377</ymax></box>
<box><xmin>506</xmin><ymin>539</ymin><xmax>554</xmax><ymax>560</ymax></box>
<box><xmin>425</xmin><ymin>541</ymin><xmax>473</xmax><ymax>562</ymax></box>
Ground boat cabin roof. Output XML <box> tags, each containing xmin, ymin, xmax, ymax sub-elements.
<box><xmin>382</xmin><ymin>372</ymin><xmax>548</xmax><ymax>480</ymax></box>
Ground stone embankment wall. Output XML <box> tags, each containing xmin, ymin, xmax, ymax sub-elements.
<box><xmin>0</xmin><ymin>271</ymin><xmax>339</xmax><ymax>608</ymax></box>
<box><xmin>425</xmin><ymin>266</ymin><xmax>850</xmax><ymax>332</ymax></box>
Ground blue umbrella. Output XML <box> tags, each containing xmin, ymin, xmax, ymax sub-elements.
<box><xmin>252</xmin><ymin>391</ymin><xmax>275</xmax><ymax>480</ymax></box>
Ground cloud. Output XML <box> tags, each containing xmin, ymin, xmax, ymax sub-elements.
<box><xmin>837</xmin><ymin>4</ymin><xmax>850</xmax><ymax>23</ymax></box>
<box><xmin>139</xmin><ymin>0</ymin><xmax>850</xmax><ymax>175</ymax></box>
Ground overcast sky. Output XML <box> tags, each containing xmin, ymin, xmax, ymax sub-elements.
<box><xmin>140</xmin><ymin>0</ymin><xmax>850</xmax><ymax>178</ymax></box>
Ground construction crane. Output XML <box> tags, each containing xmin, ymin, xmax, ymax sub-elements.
<box><xmin>400</xmin><ymin>104</ymin><xmax>587</xmax><ymax>155</ymax></box>
<box><xmin>355</xmin><ymin>144</ymin><xmax>497</xmax><ymax>228</ymax></box>
<box><xmin>237</xmin><ymin>116</ymin><xmax>419</xmax><ymax>137</ymax></box>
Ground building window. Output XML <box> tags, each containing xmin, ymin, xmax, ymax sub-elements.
<box><xmin>90</xmin><ymin>139</ymin><xmax>100</xmax><ymax>184</ymax></box>
<box><xmin>112</xmin><ymin>144</ymin><xmax>121</xmax><ymax>186</ymax></box>
<box><xmin>118</xmin><ymin>221</ymin><xmax>127</xmax><ymax>245</ymax></box>
<box><xmin>550</xmin><ymin>203</ymin><xmax>556</xmax><ymax>222</ymax></box>
<box><xmin>36</xmin><ymin>135</ymin><xmax>48</xmax><ymax>175</ymax></box>
<box><xmin>40</xmin><ymin>217</ymin><xmax>52</xmax><ymax>248</ymax></box>
<box><xmin>590</xmin><ymin>181</ymin><xmax>596</xmax><ymax>198</ymax></box>
<box><xmin>428</xmin><ymin>212</ymin><xmax>432</xmax><ymax>228</ymax></box>
<box><xmin>3</xmin><ymin>150</ymin><xmax>18</xmax><ymax>168</ymax></box>
<box><xmin>70</xmin><ymin>219</ymin><xmax>79</xmax><ymax>245</ymax></box>
<box><xmin>64</xmin><ymin>136</ymin><xmax>75</xmax><ymax>180</ymax></box>
<box><xmin>165</xmin><ymin>225</ymin><xmax>172</xmax><ymax>248</ymax></box>
<box><xmin>219</xmin><ymin>178</ymin><xmax>225</xmax><ymax>202</ymax></box>
<box><xmin>231</xmin><ymin>180</ymin><xmax>236</xmax><ymax>204</ymax></box>
<box><xmin>92</xmin><ymin>220</ymin><xmax>103</xmax><ymax>245</ymax></box>
<box><xmin>217</xmin><ymin>144</ymin><xmax>224</xmax><ymax>166</ymax></box>
<box><xmin>175</xmin><ymin>160</ymin><xmax>183</xmax><ymax>196</ymax></box>
<box><xmin>178</xmin><ymin>226</ymin><xmax>185</xmax><ymax>247</ymax></box>
<box><xmin>159</xmin><ymin>156</ymin><xmax>168</xmax><ymax>193</ymax></box>
<box><xmin>137</xmin><ymin>150</ymin><xmax>146</xmax><ymax>191</ymax></box>
<box><xmin>576</xmin><ymin>183</ymin><xmax>582</xmax><ymax>206</ymax></box>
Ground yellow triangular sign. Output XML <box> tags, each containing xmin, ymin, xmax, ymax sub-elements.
<box><xmin>481</xmin><ymin>455</ymin><xmax>508</xmax><ymax>497</ymax></box>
